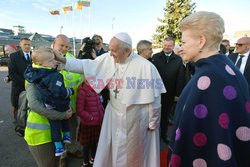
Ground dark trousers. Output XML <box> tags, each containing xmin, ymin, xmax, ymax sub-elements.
<box><xmin>160</xmin><ymin>94</ymin><xmax>174</xmax><ymax>138</ymax></box>
<box><xmin>49</xmin><ymin>119</ymin><xmax>70</xmax><ymax>142</ymax></box>
<box><xmin>83</xmin><ymin>143</ymin><xmax>97</xmax><ymax>163</ymax></box>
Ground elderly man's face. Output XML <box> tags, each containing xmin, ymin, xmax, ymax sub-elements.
<box><xmin>53</xmin><ymin>38</ymin><xmax>69</xmax><ymax>54</ymax></box>
<box><xmin>163</xmin><ymin>40</ymin><xmax>174</xmax><ymax>54</ymax></box>
<box><xmin>235</xmin><ymin>38</ymin><xmax>250</xmax><ymax>54</ymax></box>
<box><xmin>20</xmin><ymin>40</ymin><xmax>31</xmax><ymax>53</ymax></box>
<box><xmin>109</xmin><ymin>38</ymin><xmax>130</xmax><ymax>64</ymax></box>
<box><xmin>141</xmin><ymin>45</ymin><xmax>153</xmax><ymax>59</ymax></box>
<box><xmin>4</xmin><ymin>46</ymin><xmax>16</xmax><ymax>56</ymax></box>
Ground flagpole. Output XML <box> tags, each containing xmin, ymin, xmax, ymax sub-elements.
<box><xmin>57</xmin><ymin>15</ymin><xmax>60</xmax><ymax>34</ymax></box>
<box><xmin>64</xmin><ymin>10</ymin><xmax>66</xmax><ymax>34</ymax></box>
<box><xmin>80</xmin><ymin>9</ymin><xmax>83</xmax><ymax>44</ymax></box>
<box><xmin>112</xmin><ymin>17</ymin><xmax>115</xmax><ymax>35</ymax></box>
<box><xmin>59</xmin><ymin>10</ymin><xmax>63</xmax><ymax>34</ymax></box>
<box><xmin>60</xmin><ymin>0</ymin><xmax>63</xmax><ymax>34</ymax></box>
<box><xmin>72</xmin><ymin>3</ymin><xmax>76</xmax><ymax>57</ymax></box>
<box><xmin>88</xmin><ymin>5</ymin><xmax>91</xmax><ymax>36</ymax></box>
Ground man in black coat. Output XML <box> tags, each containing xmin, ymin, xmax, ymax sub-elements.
<box><xmin>8</xmin><ymin>37</ymin><xmax>32</xmax><ymax>120</ymax></box>
<box><xmin>228</xmin><ymin>37</ymin><xmax>250</xmax><ymax>91</ymax></box>
<box><xmin>221</xmin><ymin>39</ymin><xmax>233</xmax><ymax>56</ymax></box>
<box><xmin>152</xmin><ymin>37</ymin><xmax>185</xmax><ymax>143</ymax></box>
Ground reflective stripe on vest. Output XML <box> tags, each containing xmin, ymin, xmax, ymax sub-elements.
<box><xmin>24</xmin><ymin>111</ymin><xmax>51</xmax><ymax>146</ymax></box>
<box><xmin>26</xmin><ymin>122</ymin><xmax>50</xmax><ymax>130</ymax></box>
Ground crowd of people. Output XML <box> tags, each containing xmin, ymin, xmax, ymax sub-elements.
<box><xmin>2</xmin><ymin>11</ymin><xmax>250</xmax><ymax>167</ymax></box>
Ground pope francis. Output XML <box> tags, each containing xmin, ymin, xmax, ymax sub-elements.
<box><xmin>55</xmin><ymin>32</ymin><xmax>166</xmax><ymax>167</ymax></box>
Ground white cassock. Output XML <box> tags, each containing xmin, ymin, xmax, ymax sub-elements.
<box><xmin>65</xmin><ymin>52</ymin><xmax>166</xmax><ymax>167</ymax></box>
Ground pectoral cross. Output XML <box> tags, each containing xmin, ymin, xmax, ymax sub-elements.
<box><xmin>113</xmin><ymin>86</ymin><xmax>119</xmax><ymax>99</ymax></box>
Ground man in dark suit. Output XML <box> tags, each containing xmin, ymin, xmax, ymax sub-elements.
<box><xmin>221</xmin><ymin>39</ymin><xmax>233</xmax><ymax>56</ymax></box>
<box><xmin>228</xmin><ymin>37</ymin><xmax>250</xmax><ymax>90</ymax></box>
<box><xmin>8</xmin><ymin>37</ymin><xmax>32</xmax><ymax>120</ymax></box>
<box><xmin>152</xmin><ymin>37</ymin><xmax>185</xmax><ymax>143</ymax></box>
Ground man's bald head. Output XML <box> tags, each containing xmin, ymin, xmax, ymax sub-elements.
<box><xmin>235</xmin><ymin>37</ymin><xmax>250</xmax><ymax>54</ymax></box>
<box><xmin>53</xmin><ymin>34</ymin><xmax>70</xmax><ymax>54</ymax></box>
<box><xmin>238</xmin><ymin>37</ymin><xmax>250</xmax><ymax>43</ymax></box>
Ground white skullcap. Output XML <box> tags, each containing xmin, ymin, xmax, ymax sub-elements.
<box><xmin>114</xmin><ymin>32</ymin><xmax>132</xmax><ymax>46</ymax></box>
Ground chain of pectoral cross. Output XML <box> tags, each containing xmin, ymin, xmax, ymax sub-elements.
<box><xmin>113</xmin><ymin>86</ymin><xmax>119</xmax><ymax>99</ymax></box>
<box><xmin>113</xmin><ymin>55</ymin><xmax>133</xmax><ymax>99</ymax></box>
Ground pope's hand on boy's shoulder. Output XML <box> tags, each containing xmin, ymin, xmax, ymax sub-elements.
<box><xmin>53</xmin><ymin>49</ymin><xmax>66</xmax><ymax>64</ymax></box>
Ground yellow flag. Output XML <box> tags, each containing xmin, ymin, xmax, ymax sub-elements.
<box><xmin>76</xmin><ymin>3</ymin><xmax>83</xmax><ymax>10</ymax></box>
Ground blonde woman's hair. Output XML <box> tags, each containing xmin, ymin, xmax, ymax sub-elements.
<box><xmin>180</xmin><ymin>11</ymin><xmax>225</xmax><ymax>50</ymax></box>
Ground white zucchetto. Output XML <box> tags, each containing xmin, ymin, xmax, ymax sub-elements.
<box><xmin>114</xmin><ymin>32</ymin><xmax>132</xmax><ymax>46</ymax></box>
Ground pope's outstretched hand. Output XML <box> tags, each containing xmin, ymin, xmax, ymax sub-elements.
<box><xmin>53</xmin><ymin>49</ymin><xmax>66</xmax><ymax>64</ymax></box>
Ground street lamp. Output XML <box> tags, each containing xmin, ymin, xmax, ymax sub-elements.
<box><xmin>112</xmin><ymin>17</ymin><xmax>115</xmax><ymax>35</ymax></box>
<box><xmin>60</xmin><ymin>26</ymin><xmax>63</xmax><ymax>34</ymax></box>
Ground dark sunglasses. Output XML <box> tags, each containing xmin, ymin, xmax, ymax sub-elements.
<box><xmin>235</xmin><ymin>43</ymin><xmax>247</xmax><ymax>47</ymax></box>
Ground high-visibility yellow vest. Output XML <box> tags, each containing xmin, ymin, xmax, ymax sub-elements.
<box><xmin>24</xmin><ymin>64</ymin><xmax>53</xmax><ymax>146</ymax></box>
<box><xmin>24</xmin><ymin>111</ymin><xmax>52</xmax><ymax>146</ymax></box>
<box><xmin>60</xmin><ymin>52</ymin><xmax>83</xmax><ymax>113</ymax></box>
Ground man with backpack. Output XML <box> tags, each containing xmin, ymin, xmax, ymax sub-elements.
<box><xmin>15</xmin><ymin>90</ymin><xmax>28</xmax><ymax>137</ymax></box>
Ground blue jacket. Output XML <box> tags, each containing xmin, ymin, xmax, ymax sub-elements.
<box><xmin>24</xmin><ymin>65</ymin><xmax>74</xmax><ymax>112</ymax></box>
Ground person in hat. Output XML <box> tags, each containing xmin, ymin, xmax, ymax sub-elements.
<box><xmin>54</xmin><ymin>32</ymin><xmax>166</xmax><ymax>167</ymax></box>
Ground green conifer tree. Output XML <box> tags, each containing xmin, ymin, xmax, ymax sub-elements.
<box><xmin>153</xmin><ymin>0</ymin><xmax>196</xmax><ymax>47</ymax></box>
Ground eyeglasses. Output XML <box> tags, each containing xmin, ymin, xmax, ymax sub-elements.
<box><xmin>235</xmin><ymin>43</ymin><xmax>247</xmax><ymax>47</ymax></box>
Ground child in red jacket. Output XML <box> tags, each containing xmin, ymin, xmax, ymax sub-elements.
<box><xmin>77</xmin><ymin>81</ymin><xmax>104</xmax><ymax>167</ymax></box>
<box><xmin>77</xmin><ymin>37</ymin><xmax>104</xmax><ymax>167</ymax></box>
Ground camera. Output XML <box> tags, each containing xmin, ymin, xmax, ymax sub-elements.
<box><xmin>78</xmin><ymin>37</ymin><xmax>95</xmax><ymax>59</ymax></box>
<box><xmin>82</xmin><ymin>37</ymin><xmax>94</xmax><ymax>53</ymax></box>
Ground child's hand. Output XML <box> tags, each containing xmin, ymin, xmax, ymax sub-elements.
<box><xmin>64</xmin><ymin>108</ymin><xmax>73</xmax><ymax>119</ymax></box>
